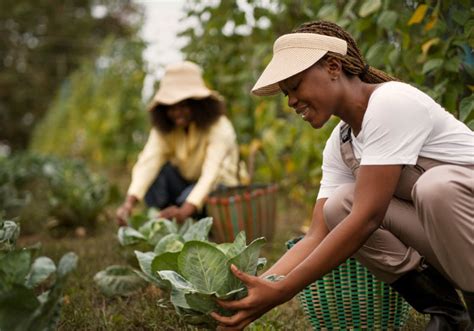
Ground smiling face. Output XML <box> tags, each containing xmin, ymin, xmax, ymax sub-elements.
<box><xmin>279</xmin><ymin>59</ymin><xmax>342</xmax><ymax>129</ymax></box>
<box><xmin>166</xmin><ymin>100</ymin><xmax>193</xmax><ymax>128</ymax></box>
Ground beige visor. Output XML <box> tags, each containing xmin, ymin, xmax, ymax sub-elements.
<box><xmin>251</xmin><ymin>33</ymin><xmax>347</xmax><ymax>96</ymax></box>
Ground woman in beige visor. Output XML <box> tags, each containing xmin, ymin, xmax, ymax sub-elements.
<box><xmin>116</xmin><ymin>61</ymin><xmax>240</xmax><ymax>224</ymax></box>
<box><xmin>212</xmin><ymin>21</ymin><xmax>474</xmax><ymax>330</ymax></box>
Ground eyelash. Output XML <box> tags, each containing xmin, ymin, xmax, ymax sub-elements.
<box><xmin>283</xmin><ymin>80</ymin><xmax>300</xmax><ymax>96</ymax></box>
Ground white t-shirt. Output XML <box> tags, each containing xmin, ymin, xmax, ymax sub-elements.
<box><xmin>317</xmin><ymin>81</ymin><xmax>474</xmax><ymax>199</ymax></box>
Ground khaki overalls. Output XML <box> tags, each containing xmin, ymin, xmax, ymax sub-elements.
<box><xmin>323</xmin><ymin>123</ymin><xmax>474</xmax><ymax>291</ymax></box>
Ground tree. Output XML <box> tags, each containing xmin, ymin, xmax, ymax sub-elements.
<box><xmin>0</xmin><ymin>0</ymin><xmax>142</xmax><ymax>150</ymax></box>
<box><xmin>30</xmin><ymin>37</ymin><xmax>148</xmax><ymax>174</ymax></box>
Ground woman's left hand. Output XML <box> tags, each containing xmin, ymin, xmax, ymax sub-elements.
<box><xmin>159</xmin><ymin>202</ymin><xmax>197</xmax><ymax>223</ymax></box>
<box><xmin>211</xmin><ymin>265</ymin><xmax>291</xmax><ymax>330</ymax></box>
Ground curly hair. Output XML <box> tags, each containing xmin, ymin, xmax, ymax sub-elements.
<box><xmin>293</xmin><ymin>21</ymin><xmax>397</xmax><ymax>83</ymax></box>
<box><xmin>150</xmin><ymin>96</ymin><xmax>225</xmax><ymax>133</ymax></box>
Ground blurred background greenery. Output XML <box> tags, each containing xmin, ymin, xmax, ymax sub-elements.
<box><xmin>2</xmin><ymin>0</ymin><xmax>472</xmax><ymax>222</ymax></box>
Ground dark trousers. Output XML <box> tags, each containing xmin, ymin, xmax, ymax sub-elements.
<box><xmin>144</xmin><ymin>163</ymin><xmax>195</xmax><ymax>209</ymax></box>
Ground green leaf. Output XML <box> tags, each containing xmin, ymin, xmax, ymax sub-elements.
<box><xmin>134</xmin><ymin>251</ymin><xmax>167</xmax><ymax>288</ymax></box>
<box><xmin>25</xmin><ymin>257</ymin><xmax>56</xmax><ymax>289</ymax></box>
<box><xmin>93</xmin><ymin>265</ymin><xmax>146</xmax><ymax>297</ymax></box>
<box><xmin>0</xmin><ymin>249</ymin><xmax>31</xmax><ymax>284</ymax></box>
<box><xmin>422</xmin><ymin>58</ymin><xmax>443</xmax><ymax>74</ymax></box>
<box><xmin>151</xmin><ymin>251</ymin><xmax>180</xmax><ymax>275</ymax></box>
<box><xmin>177</xmin><ymin>218</ymin><xmax>193</xmax><ymax>236</ymax></box>
<box><xmin>154</xmin><ymin>233</ymin><xmax>184</xmax><ymax>255</ymax></box>
<box><xmin>376</xmin><ymin>10</ymin><xmax>398</xmax><ymax>30</ymax></box>
<box><xmin>216</xmin><ymin>231</ymin><xmax>246</xmax><ymax>258</ymax></box>
<box><xmin>178</xmin><ymin>241</ymin><xmax>231</xmax><ymax>295</ymax></box>
<box><xmin>0</xmin><ymin>284</ymin><xmax>40</xmax><ymax>331</ymax></box>
<box><xmin>118</xmin><ymin>226</ymin><xmax>146</xmax><ymax>246</ymax></box>
<box><xmin>139</xmin><ymin>219</ymin><xmax>176</xmax><ymax>245</ymax></box>
<box><xmin>184</xmin><ymin>292</ymin><xmax>218</xmax><ymax>314</ymax></box>
<box><xmin>157</xmin><ymin>270</ymin><xmax>196</xmax><ymax>293</ymax></box>
<box><xmin>182</xmin><ymin>217</ymin><xmax>213</xmax><ymax>242</ymax></box>
<box><xmin>128</xmin><ymin>213</ymin><xmax>149</xmax><ymax>230</ymax></box>
<box><xmin>263</xmin><ymin>274</ymin><xmax>285</xmax><ymax>282</ymax></box>
<box><xmin>57</xmin><ymin>252</ymin><xmax>78</xmax><ymax>278</ymax></box>
<box><xmin>451</xmin><ymin>9</ymin><xmax>470</xmax><ymax>25</ymax></box>
<box><xmin>228</xmin><ymin>237</ymin><xmax>266</xmax><ymax>290</ymax></box>
<box><xmin>443</xmin><ymin>56</ymin><xmax>461</xmax><ymax>73</ymax></box>
<box><xmin>365</xmin><ymin>42</ymin><xmax>386</xmax><ymax>68</ymax></box>
<box><xmin>460</xmin><ymin>95</ymin><xmax>474</xmax><ymax>122</ymax></box>
<box><xmin>359</xmin><ymin>0</ymin><xmax>382</xmax><ymax>17</ymax></box>
<box><xmin>0</xmin><ymin>220</ymin><xmax>20</xmax><ymax>251</ymax></box>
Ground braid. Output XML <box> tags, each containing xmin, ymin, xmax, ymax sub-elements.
<box><xmin>293</xmin><ymin>21</ymin><xmax>397</xmax><ymax>83</ymax></box>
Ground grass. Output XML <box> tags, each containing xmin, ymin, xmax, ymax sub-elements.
<box><xmin>18</xmin><ymin>195</ymin><xmax>428</xmax><ymax>330</ymax></box>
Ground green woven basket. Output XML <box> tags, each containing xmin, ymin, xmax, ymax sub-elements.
<box><xmin>287</xmin><ymin>237</ymin><xmax>410</xmax><ymax>330</ymax></box>
<box><xmin>205</xmin><ymin>183</ymin><xmax>278</xmax><ymax>243</ymax></box>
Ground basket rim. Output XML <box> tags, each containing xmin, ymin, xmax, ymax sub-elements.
<box><xmin>207</xmin><ymin>183</ymin><xmax>278</xmax><ymax>199</ymax></box>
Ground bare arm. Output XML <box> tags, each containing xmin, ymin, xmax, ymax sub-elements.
<box><xmin>213</xmin><ymin>164</ymin><xmax>402</xmax><ymax>329</ymax></box>
<box><xmin>262</xmin><ymin>198</ymin><xmax>328</xmax><ymax>277</ymax></box>
<box><xmin>280</xmin><ymin>164</ymin><xmax>402</xmax><ymax>296</ymax></box>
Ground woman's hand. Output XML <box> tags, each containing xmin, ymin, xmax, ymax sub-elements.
<box><xmin>116</xmin><ymin>204</ymin><xmax>131</xmax><ymax>226</ymax></box>
<box><xmin>211</xmin><ymin>265</ymin><xmax>292</xmax><ymax>330</ymax></box>
<box><xmin>115</xmin><ymin>195</ymin><xmax>138</xmax><ymax>226</ymax></box>
<box><xmin>159</xmin><ymin>202</ymin><xmax>197</xmax><ymax>223</ymax></box>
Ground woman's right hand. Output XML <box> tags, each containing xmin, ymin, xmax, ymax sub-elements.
<box><xmin>115</xmin><ymin>195</ymin><xmax>138</xmax><ymax>226</ymax></box>
<box><xmin>115</xmin><ymin>204</ymin><xmax>131</xmax><ymax>226</ymax></box>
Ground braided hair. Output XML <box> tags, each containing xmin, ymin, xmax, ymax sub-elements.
<box><xmin>293</xmin><ymin>21</ymin><xmax>397</xmax><ymax>83</ymax></box>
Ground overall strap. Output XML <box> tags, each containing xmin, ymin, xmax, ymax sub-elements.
<box><xmin>339</xmin><ymin>122</ymin><xmax>360</xmax><ymax>176</ymax></box>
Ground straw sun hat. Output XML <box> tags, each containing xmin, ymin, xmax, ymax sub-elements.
<box><xmin>149</xmin><ymin>61</ymin><xmax>221</xmax><ymax>110</ymax></box>
<box><xmin>252</xmin><ymin>33</ymin><xmax>347</xmax><ymax>96</ymax></box>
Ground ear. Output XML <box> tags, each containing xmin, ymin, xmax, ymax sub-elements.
<box><xmin>324</xmin><ymin>56</ymin><xmax>343</xmax><ymax>79</ymax></box>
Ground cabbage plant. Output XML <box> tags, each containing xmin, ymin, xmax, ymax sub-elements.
<box><xmin>117</xmin><ymin>216</ymin><xmax>213</xmax><ymax>266</ymax></box>
<box><xmin>143</xmin><ymin>232</ymin><xmax>267</xmax><ymax>329</ymax></box>
<box><xmin>95</xmin><ymin>216</ymin><xmax>214</xmax><ymax>296</ymax></box>
<box><xmin>0</xmin><ymin>219</ymin><xmax>78</xmax><ymax>331</ymax></box>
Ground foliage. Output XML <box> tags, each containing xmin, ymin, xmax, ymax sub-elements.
<box><xmin>93</xmin><ymin>265</ymin><xmax>147</xmax><ymax>298</ymax></box>
<box><xmin>118</xmin><ymin>214</ymin><xmax>213</xmax><ymax>262</ymax></box>
<box><xmin>95</xmin><ymin>215</ymin><xmax>215</xmax><ymax>296</ymax></box>
<box><xmin>0</xmin><ymin>0</ymin><xmax>142</xmax><ymax>150</ymax></box>
<box><xmin>0</xmin><ymin>219</ymin><xmax>78</xmax><ymax>331</ymax></box>
<box><xmin>30</xmin><ymin>36</ymin><xmax>148</xmax><ymax>172</ymax></box>
<box><xmin>156</xmin><ymin>232</ymin><xmax>266</xmax><ymax>329</ymax></box>
<box><xmin>0</xmin><ymin>219</ymin><xmax>20</xmax><ymax>251</ymax></box>
<box><xmin>180</xmin><ymin>0</ymin><xmax>474</xmax><ymax>204</ymax></box>
<box><xmin>0</xmin><ymin>153</ymin><xmax>109</xmax><ymax>234</ymax></box>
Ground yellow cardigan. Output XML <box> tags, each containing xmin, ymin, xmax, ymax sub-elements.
<box><xmin>127</xmin><ymin>116</ymin><xmax>240</xmax><ymax>209</ymax></box>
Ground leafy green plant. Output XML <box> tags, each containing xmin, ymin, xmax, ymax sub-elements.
<box><xmin>0</xmin><ymin>153</ymin><xmax>109</xmax><ymax>234</ymax></box>
<box><xmin>118</xmin><ymin>215</ymin><xmax>213</xmax><ymax>266</ymax></box>
<box><xmin>151</xmin><ymin>231</ymin><xmax>267</xmax><ymax>329</ymax></box>
<box><xmin>95</xmin><ymin>216</ymin><xmax>215</xmax><ymax>297</ymax></box>
<box><xmin>0</xmin><ymin>219</ymin><xmax>20</xmax><ymax>251</ymax></box>
<box><xmin>93</xmin><ymin>265</ymin><xmax>148</xmax><ymax>298</ymax></box>
<box><xmin>0</xmin><ymin>219</ymin><xmax>78</xmax><ymax>331</ymax></box>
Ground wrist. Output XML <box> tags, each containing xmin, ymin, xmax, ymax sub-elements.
<box><xmin>181</xmin><ymin>202</ymin><xmax>197</xmax><ymax>216</ymax></box>
<box><xmin>124</xmin><ymin>195</ymin><xmax>138</xmax><ymax>208</ymax></box>
<box><xmin>276</xmin><ymin>276</ymin><xmax>300</xmax><ymax>302</ymax></box>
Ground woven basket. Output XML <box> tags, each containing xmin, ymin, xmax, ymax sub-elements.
<box><xmin>205</xmin><ymin>183</ymin><xmax>278</xmax><ymax>243</ymax></box>
<box><xmin>287</xmin><ymin>237</ymin><xmax>410</xmax><ymax>330</ymax></box>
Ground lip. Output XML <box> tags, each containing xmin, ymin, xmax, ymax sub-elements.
<box><xmin>295</xmin><ymin>106</ymin><xmax>309</xmax><ymax>115</ymax></box>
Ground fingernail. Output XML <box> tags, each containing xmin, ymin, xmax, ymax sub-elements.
<box><xmin>231</xmin><ymin>264</ymin><xmax>238</xmax><ymax>272</ymax></box>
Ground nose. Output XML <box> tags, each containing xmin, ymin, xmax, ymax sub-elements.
<box><xmin>287</xmin><ymin>92</ymin><xmax>298</xmax><ymax>108</ymax></box>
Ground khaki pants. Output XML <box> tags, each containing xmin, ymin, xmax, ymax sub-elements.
<box><xmin>323</xmin><ymin>165</ymin><xmax>474</xmax><ymax>291</ymax></box>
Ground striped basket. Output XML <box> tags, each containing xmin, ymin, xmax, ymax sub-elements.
<box><xmin>205</xmin><ymin>184</ymin><xmax>278</xmax><ymax>243</ymax></box>
<box><xmin>287</xmin><ymin>237</ymin><xmax>410</xmax><ymax>330</ymax></box>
